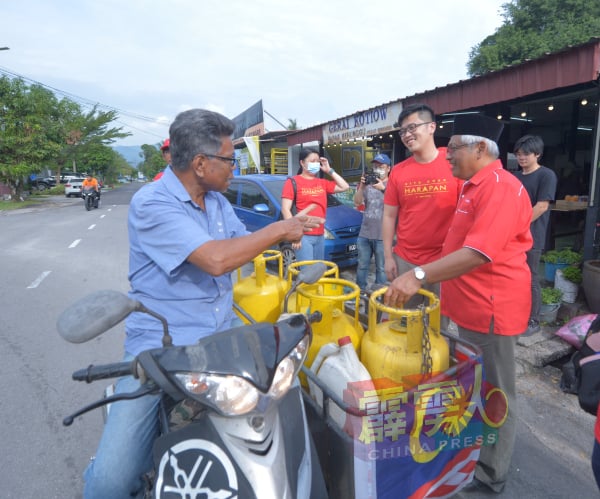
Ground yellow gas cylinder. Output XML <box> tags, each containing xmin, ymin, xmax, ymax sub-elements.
<box><xmin>360</xmin><ymin>287</ymin><xmax>449</xmax><ymax>384</ymax></box>
<box><xmin>233</xmin><ymin>250</ymin><xmax>288</xmax><ymax>324</ymax></box>
<box><xmin>295</xmin><ymin>277</ymin><xmax>364</xmax><ymax>386</ymax></box>
<box><xmin>286</xmin><ymin>260</ymin><xmax>338</xmax><ymax>314</ymax></box>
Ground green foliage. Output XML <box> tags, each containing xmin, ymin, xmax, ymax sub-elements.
<box><xmin>541</xmin><ymin>286</ymin><xmax>563</xmax><ymax>304</ymax></box>
<box><xmin>561</xmin><ymin>266</ymin><xmax>582</xmax><ymax>284</ymax></box>
<box><xmin>138</xmin><ymin>143</ymin><xmax>165</xmax><ymax>180</ymax></box>
<box><xmin>0</xmin><ymin>75</ymin><xmax>131</xmax><ymax>200</ymax></box>
<box><xmin>542</xmin><ymin>248</ymin><xmax>582</xmax><ymax>264</ymax></box>
<box><xmin>468</xmin><ymin>0</ymin><xmax>600</xmax><ymax>76</ymax></box>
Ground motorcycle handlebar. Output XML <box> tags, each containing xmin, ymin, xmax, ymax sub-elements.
<box><xmin>73</xmin><ymin>361</ymin><xmax>135</xmax><ymax>383</ymax></box>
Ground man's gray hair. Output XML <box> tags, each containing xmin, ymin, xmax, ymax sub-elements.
<box><xmin>169</xmin><ymin>109</ymin><xmax>235</xmax><ymax>171</ymax></box>
<box><xmin>459</xmin><ymin>135</ymin><xmax>499</xmax><ymax>159</ymax></box>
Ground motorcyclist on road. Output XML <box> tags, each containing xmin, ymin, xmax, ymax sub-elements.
<box><xmin>81</xmin><ymin>173</ymin><xmax>100</xmax><ymax>201</ymax></box>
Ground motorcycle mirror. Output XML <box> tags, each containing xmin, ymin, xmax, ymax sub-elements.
<box><xmin>295</xmin><ymin>262</ymin><xmax>327</xmax><ymax>286</ymax></box>
<box><xmin>283</xmin><ymin>262</ymin><xmax>327</xmax><ymax>313</ymax></box>
<box><xmin>57</xmin><ymin>290</ymin><xmax>141</xmax><ymax>343</ymax></box>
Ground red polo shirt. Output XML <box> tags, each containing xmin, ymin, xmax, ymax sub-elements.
<box><xmin>441</xmin><ymin>160</ymin><xmax>533</xmax><ymax>335</ymax></box>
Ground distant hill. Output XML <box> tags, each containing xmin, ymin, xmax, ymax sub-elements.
<box><xmin>113</xmin><ymin>145</ymin><xmax>143</xmax><ymax>167</ymax></box>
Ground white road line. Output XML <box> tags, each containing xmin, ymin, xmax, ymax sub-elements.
<box><xmin>88</xmin><ymin>224</ymin><xmax>96</xmax><ymax>230</ymax></box>
<box><xmin>100</xmin><ymin>214</ymin><xmax>106</xmax><ymax>219</ymax></box>
<box><xmin>69</xmin><ymin>239</ymin><xmax>81</xmax><ymax>248</ymax></box>
<box><xmin>27</xmin><ymin>271</ymin><xmax>51</xmax><ymax>289</ymax></box>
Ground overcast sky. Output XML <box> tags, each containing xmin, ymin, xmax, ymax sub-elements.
<box><xmin>2</xmin><ymin>0</ymin><xmax>506</xmax><ymax>146</ymax></box>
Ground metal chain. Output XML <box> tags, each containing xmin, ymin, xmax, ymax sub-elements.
<box><xmin>420</xmin><ymin>306</ymin><xmax>433</xmax><ymax>376</ymax></box>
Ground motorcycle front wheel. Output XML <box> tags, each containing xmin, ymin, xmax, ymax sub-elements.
<box><xmin>85</xmin><ymin>195</ymin><xmax>93</xmax><ymax>211</ymax></box>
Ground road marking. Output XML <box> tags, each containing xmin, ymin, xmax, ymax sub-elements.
<box><xmin>100</xmin><ymin>214</ymin><xmax>106</xmax><ymax>219</ymax></box>
<box><xmin>88</xmin><ymin>224</ymin><xmax>96</xmax><ymax>230</ymax></box>
<box><xmin>27</xmin><ymin>271</ymin><xmax>51</xmax><ymax>289</ymax></box>
<box><xmin>69</xmin><ymin>239</ymin><xmax>81</xmax><ymax>248</ymax></box>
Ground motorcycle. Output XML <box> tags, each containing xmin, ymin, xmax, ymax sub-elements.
<box><xmin>58</xmin><ymin>262</ymin><xmax>329</xmax><ymax>499</ymax></box>
<box><xmin>81</xmin><ymin>188</ymin><xmax>99</xmax><ymax>211</ymax></box>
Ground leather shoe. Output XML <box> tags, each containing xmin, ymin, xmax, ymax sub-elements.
<box><xmin>461</xmin><ymin>477</ymin><xmax>500</xmax><ymax>494</ymax></box>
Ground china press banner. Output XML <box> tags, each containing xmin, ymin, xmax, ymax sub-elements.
<box><xmin>343</xmin><ymin>346</ymin><xmax>507</xmax><ymax>499</ymax></box>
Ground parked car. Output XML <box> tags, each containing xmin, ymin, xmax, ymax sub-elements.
<box><xmin>28</xmin><ymin>176</ymin><xmax>57</xmax><ymax>191</ymax></box>
<box><xmin>223</xmin><ymin>174</ymin><xmax>362</xmax><ymax>269</ymax></box>
<box><xmin>64</xmin><ymin>178</ymin><xmax>84</xmax><ymax>197</ymax></box>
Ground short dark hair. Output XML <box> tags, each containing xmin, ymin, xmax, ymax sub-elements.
<box><xmin>513</xmin><ymin>135</ymin><xmax>544</xmax><ymax>156</ymax></box>
<box><xmin>169</xmin><ymin>109</ymin><xmax>235</xmax><ymax>171</ymax></box>
<box><xmin>396</xmin><ymin>103</ymin><xmax>435</xmax><ymax>126</ymax></box>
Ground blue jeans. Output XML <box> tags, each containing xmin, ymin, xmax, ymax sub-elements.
<box><xmin>84</xmin><ymin>354</ymin><xmax>160</xmax><ymax>499</ymax></box>
<box><xmin>294</xmin><ymin>234</ymin><xmax>324</xmax><ymax>262</ymax></box>
<box><xmin>356</xmin><ymin>237</ymin><xmax>386</xmax><ymax>290</ymax></box>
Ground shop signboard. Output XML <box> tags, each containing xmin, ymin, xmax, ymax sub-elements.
<box><xmin>323</xmin><ymin>101</ymin><xmax>403</xmax><ymax>145</ymax></box>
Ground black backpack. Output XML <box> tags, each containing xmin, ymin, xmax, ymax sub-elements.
<box><xmin>572</xmin><ymin>315</ymin><xmax>600</xmax><ymax>415</ymax></box>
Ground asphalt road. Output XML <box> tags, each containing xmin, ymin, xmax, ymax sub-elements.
<box><xmin>0</xmin><ymin>182</ymin><xmax>598</xmax><ymax>498</ymax></box>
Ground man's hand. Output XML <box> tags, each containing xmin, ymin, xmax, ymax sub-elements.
<box><xmin>384</xmin><ymin>270</ymin><xmax>421</xmax><ymax>308</ymax></box>
<box><xmin>281</xmin><ymin>213</ymin><xmax>324</xmax><ymax>243</ymax></box>
<box><xmin>384</xmin><ymin>257</ymin><xmax>398</xmax><ymax>281</ymax></box>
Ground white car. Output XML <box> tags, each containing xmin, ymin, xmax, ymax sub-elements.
<box><xmin>64</xmin><ymin>178</ymin><xmax>84</xmax><ymax>197</ymax></box>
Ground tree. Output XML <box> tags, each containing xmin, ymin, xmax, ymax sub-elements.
<box><xmin>138</xmin><ymin>143</ymin><xmax>165</xmax><ymax>180</ymax></box>
<box><xmin>0</xmin><ymin>77</ymin><xmax>61</xmax><ymax>199</ymax></box>
<box><xmin>287</xmin><ymin>118</ymin><xmax>299</xmax><ymax>130</ymax></box>
<box><xmin>467</xmin><ymin>0</ymin><xmax>600</xmax><ymax>76</ymax></box>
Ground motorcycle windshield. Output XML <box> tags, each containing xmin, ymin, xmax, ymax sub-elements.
<box><xmin>146</xmin><ymin>314</ymin><xmax>309</xmax><ymax>393</ymax></box>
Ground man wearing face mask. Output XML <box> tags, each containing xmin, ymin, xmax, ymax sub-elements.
<box><xmin>353</xmin><ymin>153</ymin><xmax>391</xmax><ymax>292</ymax></box>
<box><xmin>281</xmin><ymin>147</ymin><xmax>349</xmax><ymax>262</ymax></box>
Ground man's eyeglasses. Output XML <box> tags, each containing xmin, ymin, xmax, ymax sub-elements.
<box><xmin>201</xmin><ymin>153</ymin><xmax>237</xmax><ymax>167</ymax></box>
<box><xmin>446</xmin><ymin>143</ymin><xmax>473</xmax><ymax>153</ymax></box>
<box><xmin>398</xmin><ymin>121</ymin><xmax>434</xmax><ymax>137</ymax></box>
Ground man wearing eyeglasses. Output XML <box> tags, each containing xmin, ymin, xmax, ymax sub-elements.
<box><xmin>384</xmin><ymin>114</ymin><xmax>533</xmax><ymax>495</ymax></box>
<box><xmin>382</xmin><ymin>103</ymin><xmax>461</xmax><ymax>305</ymax></box>
<box><xmin>83</xmin><ymin>109</ymin><xmax>324</xmax><ymax>499</ymax></box>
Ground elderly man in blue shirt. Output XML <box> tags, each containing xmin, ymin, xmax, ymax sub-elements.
<box><xmin>83</xmin><ymin>109</ymin><xmax>324</xmax><ymax>499</ymax></box>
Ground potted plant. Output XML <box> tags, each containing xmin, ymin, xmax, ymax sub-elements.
<box><xmin>554</xmin><ymin>266</ymin><xmax>581</xmax><ymax>303</ymax></box>
<box><xmin>540</xmin><ymin>287</ymin><xmax>563</xmax><ymax>323</ymax></box>
<box><xmin>542</xmin><ymin>249</ymin><xmax>583</xmax><ymax>282</ymax></box>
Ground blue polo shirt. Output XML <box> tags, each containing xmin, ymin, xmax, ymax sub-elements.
<box><xmin>125</xmin><ymin>166</ymin><xmax>248</xmax><ymax>356</ymax></box>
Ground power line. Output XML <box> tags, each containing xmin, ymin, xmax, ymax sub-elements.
<box><xmin>0</xmin><ymin>65</ymin><xmax>165</xmax><ymax>127</ymax></box>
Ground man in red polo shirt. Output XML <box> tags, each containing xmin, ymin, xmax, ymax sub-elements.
<box><xmin>384</xmin><ymin>114</ymin><xmax>532</xmax><ymax>495</ymax></box>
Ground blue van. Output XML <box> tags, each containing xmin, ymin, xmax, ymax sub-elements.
<box><xmin>223</xmin><ymin>174</ymin><xmax>362</xmax><ymax>269</ymax></box>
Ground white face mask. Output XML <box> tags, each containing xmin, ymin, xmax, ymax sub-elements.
<box><xmin>306</xmin><ymin>162</ymin><xmax>321</xmax><ymax>174</ymax></box>
<box><xmin>374</xmin><ymin>168</ymin><xmax>386</xmax><ymax>178</ymax></box>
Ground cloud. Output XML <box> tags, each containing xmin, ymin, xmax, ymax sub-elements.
<box><xmin>2</xmin><ymin>0</ymin><xmax>505</xmax><ymax>145</ymax></box>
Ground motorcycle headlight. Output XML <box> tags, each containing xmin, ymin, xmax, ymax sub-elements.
<box><xmin>269</xmin><ymin>335</ymin><xmax>310</xmax><ymax>399</ymax></box>
<box><xmin>174</xmin><ymin>335</ymin><xmax>310</xmax><ymax>415</ymax></box>
<box><xmin>175</xmin><ymin>372</ymin><xmax>259</xmax><ymax>416</ymax></box>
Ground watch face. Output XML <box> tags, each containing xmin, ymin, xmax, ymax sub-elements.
<box><xmin>414</xmin><ymin>268</ymin><xmax>426</xmax><ymax>280</ymax></box>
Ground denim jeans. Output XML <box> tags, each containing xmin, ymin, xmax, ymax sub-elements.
<box><xmin>84</xmin><ymin>354</ymin><xmax>160</xmax><ymax>499</ymax></box>
<box><xmin>294</xmin><ymin>234</ymin><xmax>324</xmax><ymax>262</ymax></box>
<box><xmin>356</xmin><ymin>237</ymin><xmax>386</xmax><ymax>290</ymax></box>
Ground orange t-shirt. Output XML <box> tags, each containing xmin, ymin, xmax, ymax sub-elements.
<box><xmin>384</xmin><ymin>148</ymin><xmax>461</xmax><ymax>265</ymax></box>
<box><xmin>82</xmin><ymin>178</ymin><xmax>98</xmax><ymax>190</ymax></box>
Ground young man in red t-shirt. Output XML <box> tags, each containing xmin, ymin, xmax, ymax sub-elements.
<box><xmin>383</xmin><ymin>103</ymin><xmax>461</xmax><ymax>304</ymax></box>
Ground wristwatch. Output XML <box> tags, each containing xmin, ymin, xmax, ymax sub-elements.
<box><xmin>413</xmin><ymin>267</ymin><xmax>427</xmax><ymax>283</ymax></box>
